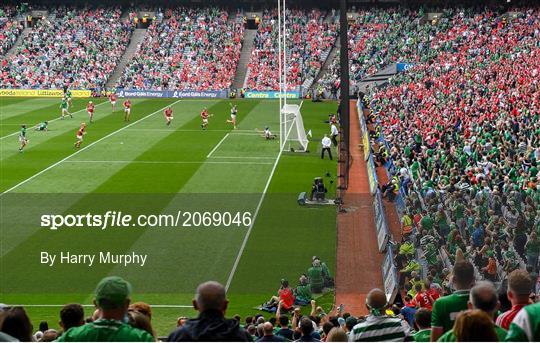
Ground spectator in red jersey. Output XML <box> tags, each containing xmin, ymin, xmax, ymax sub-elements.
<box><xmin>496</xmin><ymin>270</ymin><xmax>533</xmax><ymax>330</ymax></box>
<box><xmin>263</xmin><ymin>279</ymin><xmax>295</xmax><ymax>312</ymax></box>
<box><xmin>412</xmin><ymin>284</ymin><xmax>434</xmax><ymax>311</ymax></box>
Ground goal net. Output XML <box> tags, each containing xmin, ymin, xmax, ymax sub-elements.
<box><xmin>281</xmin><ymin>104</ymin><xmax>309</xmax><ymax>152</ymax></box>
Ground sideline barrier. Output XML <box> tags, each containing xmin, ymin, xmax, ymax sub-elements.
<box><xmin>374</xmin><ymin>189</ymin><xmax>390</xmax><ymax>252</ymax></box>
<box><xmin>356</xmin><ymin>99</ymin><xmax>377</xmax><ymax>194</ymax></box>
<box><xmin>382</xmin><ymin>245</ymin><xmax>399</xmax><ymax>303</ymax></box>
<box><xmin>116</xmin><ymin>89</ymin><xmax>229</xmax><ymax>98</ymax></box>
<box><xmin>0</xmin><ymin>89</ymin><xmax>91</xmax><ymax>98</ymax></box>
<box><xmin>370</xmin><ymin>97</ymin><xmax>430</xmax><ymax>279</ymax></box>
<box><xmin>244</xmin><ymin>90</ymin><xmax>301</xmax><ymax>99</ymax></box>
<box><xmin>357</xmin><ymin>97</ymin><xmax>399</xmax><ymax>301</ymax></box>
<box><xmin>362</xmin><ymin>132</ymin><xmax>370</xmax><ymax>160</ymax></box>
<box><xmin>367</xmin><ymin>155</ymin><xmax>378</xmax><ymax>195</ymax></box>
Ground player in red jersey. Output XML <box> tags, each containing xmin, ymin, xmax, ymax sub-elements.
<box><xmin>109</xmin><ymin>93</ymin><xmax>118</xmax><ymax>112</ymax></box>
<box><xmin>123</xmin><ymin>99</ymin><xmax>131</xmax><ymax>122</ymax></box>
<box><xmin>74</xmin><ymin>122</ymin><xmax>86</xmax><ymax>148</ymax></box>
<box><xmin>164</xmin><ymin>107</ymin><xmax>173</xmax><ymax>127</ymax></box>
<box><xmin>200</xmin><ymin>108</ymin><xmax>213</xmax><ymax>130</ymax></box>
<box><xmin>86</xmin><ymin>101</ymin><xmax>95</xmax><ymax>123</ymax></box>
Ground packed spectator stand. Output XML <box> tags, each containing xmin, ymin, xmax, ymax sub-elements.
<box><xmin>244</xmin><ymin>9</ymin><xmax>338</xmax><ymax>91</ymax></box>
<box><xmin>0</xmin><ymin>6</ymin><xmax>134</xmax><ymax>90</ymax></box>
<box><xmin>0</xmin><ymin>6</ymin><xmax>23</xmax><ymax>56</ymax></box>
<box><xmin>115</xmin><ymin>7</ymin><xmax>244</xmax><ymax>91</ymax></box>
<box><xmin>317</xmin><ymin>8</ymin><xmax>447</xmax><ymax>97</ymax></box>
<box><xmin>368</xmin><ymin>6</ymin><xmax>539</xmax><ymax>288</ymax></box>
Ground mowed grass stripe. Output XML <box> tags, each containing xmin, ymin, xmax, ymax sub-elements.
<box><xmin>0</xmin><ymin>99</ymin><xmax>200</xmax><ymax>260</ymax></box>
<box><xmin>0</xmin><ymin>99</ymin><xmax>166</xmax><ymax>192</ymax></box>
<box><xmin>0</xmin><ymin>98</ymin><xmax>65</xmax><ymax>121</ymax></box>
<box><xmin>2</xmin><ymin>99</ymin><xmax>338</xmax><ymax>336</ymax></box>
<box><xmin>1</xmin><ymin>99</ymin><xmax>252</xmax><ymax>294</ymax></box>
<box><xmin>0</xmin><ymin>99</ymin><xmax>122</xmax><ymax>162</ymax></box>
<box><xmin>101</xmin><ymin>99</ymin><xmax>273</xmax><ymax>293</ymax></box>
<box><xmin>65</xmin><ymin>160</ymin><xmax>273</xmax><ymax>165</ymax></box>
<box><xmin>0</xmin><ymin>98</ymin><xmax>106</xmax><ymax>138</ymax></box>
<box><xmin>0</xmin><ymin>97</ymin><xmax>31</xmax><ymax>109</ymax></box>
<box><xmin>227</xmin><ymin>100</ymin><xmax>338</xmax><ymax>294</ymax></box>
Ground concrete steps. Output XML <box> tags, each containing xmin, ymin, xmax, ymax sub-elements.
<box><xmin>232</xmin><ymin>29</ymin><xmax>257</xmax><ymax>89</ymax></box>
<box><xmin>5</xmin><ymin>27</ymin><xmax>31</xmax><ymax>57</ymax></box>
<box><xmin>309</xmin><ymin>38</ymin><xmax>340</xmax><ymax>92</ymax></box>
<box><xmin>105</xmin><ymin>28</ymin><xmax>147</xmax><ymax>89</ymax></box>
<box><xmin>356</xmin><ymin>63</ymin><xmax>397</xmax><ymax>94</ymax></box>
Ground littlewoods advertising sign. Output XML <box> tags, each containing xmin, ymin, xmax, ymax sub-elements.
<box><xmin>0</xmin><ymin>89</ymin><xmax>91</xmax><ymax>97</ymax></box>
<box><xmin>244</xmin><ymin>91</ymin><xmax>300</xmax><ymax>99</ymax></box>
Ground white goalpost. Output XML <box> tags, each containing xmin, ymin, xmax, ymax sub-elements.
<box><xmin>277</xmin><ymin>0</ymin><xmax>309</xmax><ymax>153</ymax></box>
<box><xmin>282</xmin><ymin>103</ymin><xmax>309</xmax><ymax>152</ymax></box>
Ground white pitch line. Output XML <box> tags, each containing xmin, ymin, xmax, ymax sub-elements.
<box><xmin>209</xmin><ymin>156</ymin><xmax>276</xmax><ymax>160</ymax></box>
<box><xmin>65</xmin><ymin>160</ymin><xmax>273</xmax><ymax>165</ymax></box>
<box><xmin>0</xmin><ymin>99</ymin><xmax>182</xmax><ymax>196</ymax></box>
<box><xmin>0</xmin><ymin>101</ymin><xmax>108</xmax><ymax>140</ymax></box>
<box><xmin>206</xmin><ymin>133</ymin><xmax>230</xmax><ymax>158</ymax></box>
<box><xmin>12</xmin><ymin>304</ymin><xmax>193</xmax><ymax>308</ymax></box>
<box><xmin>224</xmin><ymin>100</ymin><xmax>304</xmax><ymax>291</ymax></box>
<box><xmin>126</xmin><ymin>129</ymin><xmax>256</xmax><ymax>133</ymax></box>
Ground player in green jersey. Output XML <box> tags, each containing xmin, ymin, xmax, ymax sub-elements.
<box><xmin>34</xmin><ymin>121</ymin><xmax>48</xmax><ymax>131</ymax></box>
<box><xmin>66</xmin><ymin>89</ymin><xmax>73</xmax><ymax>107</ymax></box>
<box><xmin>18</xmin><ymin>125</ymin><xmax>28</xmax><ymax>152</ymax></box>
<box><xmin>226</xmin><ymin>103</ymin><xmax>238</xmax><ymax>129</ymax></box>
<box><xmin>61</xmin><ymin>98</ymin><xmax>72</xmax><ymax>119</ymax></box>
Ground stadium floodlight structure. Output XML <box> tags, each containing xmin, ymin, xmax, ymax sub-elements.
<box><xmin>277</xmin><ymin>0</ymin><xmax>309</xmax><ymax>152</ymax></box>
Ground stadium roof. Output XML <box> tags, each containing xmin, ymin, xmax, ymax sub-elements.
<box><xmin>9</xmin><ymin>0</ymin><xmax>531</xmax><ymax>9</ymax></box>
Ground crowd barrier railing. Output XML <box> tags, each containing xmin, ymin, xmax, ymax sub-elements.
<box><xmin>356</xmin><ymin>98</ymin><xmax>398</xmax><ymax>302</ymax></box>
<box><xmin>366</xmin><ymin>97</ymin><xmax>431</xmax><ymax>281</ymax></box>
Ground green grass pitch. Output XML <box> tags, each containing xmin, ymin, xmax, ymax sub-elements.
<box><xmin>0</xmin><ymin>97</ymin><xmax>338</xmax><ymax>335</ymax></box>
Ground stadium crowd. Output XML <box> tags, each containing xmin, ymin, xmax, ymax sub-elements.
<box><xmin>316</xmin><ymin>8</ymin><xmax>451</xmax><ymax>97</ymax></box>
<box><xmin>361</xmin><ymin>7</ymin><xmax>540</xmax><ymax>341</ymax></box>
<box><xmin>245</xmin><ymin>9</ymin><xmax>338</xmax><ymax>91</ymax></box>
<box><xmin>0</xmin><ymin>6</ymin><xmax>133</xmax><ymax>90</ymax></box>
<box><xmin>0</xmin><ymin>6</ymin><xmax>23</xmax><ymax>55</ymax></box>
<box><xmin>369</xmin><ymin>6</ymin><xmax>539</xmax><ymax>279</ymax></box>
<box><xmin>116</xmin><ymin>7</ymin><xmax>244</xmax><ymax>91</ymax></box>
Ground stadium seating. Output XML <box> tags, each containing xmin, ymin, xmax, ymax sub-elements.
<box><xmin>244</xmin><ymin>9</ymin><xmax>338</xmax><ymax>91</ymax></box>
<box><xmin>0</xmin><ymin>6</ymin><xmax>133</xmax><ymax>90</ymax></box>
<box><xmin>369</xmin><ymin>7</ymin><xmax>539</xmax><ymax>291</ymax></box>
<box><xmin>317</xmin><ymin>8</ymin><xmax>450</xmax><ymax>95</ymax></box>
<box><xmin>116</xmin><ymin>7</ymin><xmax>244</xmax><ymax>91</ymax></box>
<box><xmin>0</xmin><ymin>6</ymin><xmax>23</xmax><ymax>55</ymax></box>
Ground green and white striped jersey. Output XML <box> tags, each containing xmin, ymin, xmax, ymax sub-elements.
<box><xmin>506</xmin><ymin>302</ymin><xmax>540</xmax><ymax>342</ymax></box>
